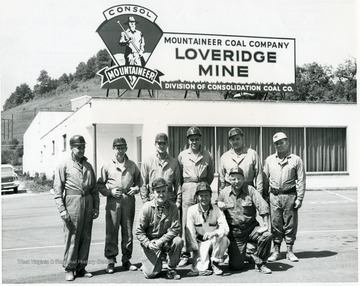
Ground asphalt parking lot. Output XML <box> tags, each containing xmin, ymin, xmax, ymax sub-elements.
<box><xmin>1</xmin><ymin>189</ymin><xmax>358</xmax><ymax>284</ymax></box>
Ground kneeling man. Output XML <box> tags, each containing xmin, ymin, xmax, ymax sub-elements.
<box><xmin>217</xmin><ymin>167</ymin><xmax>272</xmax><ymax>274</ymax></box>
<box><xmin>187</xmin><ymin>182</ymin><xmax>229</xmax><ymax>276</ymax></box>
<box><xmin>135</xmin><ymin>178</ymin><xmax>183</xmax><ymax>280</ymax></box>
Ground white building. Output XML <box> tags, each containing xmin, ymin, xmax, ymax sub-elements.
<box><xmin>23</xmin><ymin>96</ymin><xmax>358</xmax><ymax>190</ymax></box>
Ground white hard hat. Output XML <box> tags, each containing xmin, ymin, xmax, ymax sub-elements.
<box><xmin>273</xmin><ymin>132</ymin><xmax>287</xmax><ymax>143</ymax></box>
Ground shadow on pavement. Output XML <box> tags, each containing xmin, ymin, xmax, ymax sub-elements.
<box><xmin>295</xmin><ymin>250</ymin><xmax>337</xmax><ymax>259</ymax></box>
<box><xmin>1</xmin><ymin>189</ymin><xmax>27</xmax><ymax>195</ymax></box>
<box><xmin>90</xmin><ymin>262</ymin><xmax>142</xmax><ymax>277</ymax></box>
<box><xmin>267</xmin><ymin>261</ymin><xmax>294</xmax><ymax>272</ymax></box>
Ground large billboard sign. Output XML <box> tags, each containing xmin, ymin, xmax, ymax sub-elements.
<box><xmin>97</xmin><ymin>5</ymin><xmax>296</xmax><ymax>93</ymax></box>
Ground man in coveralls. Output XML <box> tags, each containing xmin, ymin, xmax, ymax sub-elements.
<box><xmin>140</xmin><ymin>133</ymin><xmax>181</xmax><ymax>208</ymax></box>
<box><xmin>219</xmin><ymin>127</ymin><xmax>263</xmax><ymax>195</ymax></box>
<box><xmin>136</xmin><ymin>178</ymin><xmax>183</xmax><ymax>280</ymax></box>
<box><xmin>54</xmin><ymin>135</ymin><xmax>99</xmax><ymax>281</ymax></box>
<box><xmin>97</xmin><ymin>137</ymin><xmax>141</xmax><ymax>273</ymax></box>
<box><xmin>178</xmin><ymin>126</ymin><xmax>214</xmax><ymax>267</ymax></box>
<box><xmin>264</xmin><ymin>132</ymin><xmax>306</xmax><ymax>262</ymax></box>
<box><xmin>187</xmin><ymin>182</ymin><xmax>229</xmax><ymax>276</ymax></box>
<box><xmin>217</xmin><ymin>167</ymin><xmax>272</xmax><ymax>274</ymax></box>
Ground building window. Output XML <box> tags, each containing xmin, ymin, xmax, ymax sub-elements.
<box><xmin>137</xmin><ymin>136</ymin><xmax>142</xmax><ymax>169</ymax></box>
<box><xmin>168</xmin><ymin>126</ymin><xmax>347</xmax><ymax>174</ymax></box>
<box><xmin>52</xmin><ymin>140</ymin><xmax>55</xmax><ymax>155</ymax></box>
<box><xmin>63</xmin><ymin>134</ymin><xmax>67</xmax><ymax>151</ymax></box>
<box><xmin>306</xmin><ymin>127</ymin><xmax>347</xmax><ymax>172</ymax></box>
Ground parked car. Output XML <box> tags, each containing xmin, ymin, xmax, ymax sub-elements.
<box><xmin>1</xmin><ymin>164</ymin><xmax>19</xmax><ymax>193</ymax></box>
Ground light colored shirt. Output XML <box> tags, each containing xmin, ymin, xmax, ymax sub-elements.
<box><xmin>140</xmin><ymin>152</ymin><xmax>181</xmax><ymax>204</ymax></box>
<box><xmin>219</xmin><ymin>147</ymin><xmax>263</xmax><ymax>193</ymax></box>
<box><xmin>54</xmin><ymin>155</ymin><xmax>99</xmax><ymax>213</ymax></box>
<box><xmin>97</xmin><ymin>154</ymin><xmax>142</xmax><ymax>197</ymax></box>
<box><xmin>263</xmin><ymin>153</ymin><xmax>306</xmax><ymax>201</ymax></box>
<box><xmin>178</xmin><ymin>148</ymin><xmax>214</xmax><ymax>185</ymax></box>
<box><xmin>187</xmin><ymin>203</ymin><xmax>229</xmax><ymax>251</ymax></box>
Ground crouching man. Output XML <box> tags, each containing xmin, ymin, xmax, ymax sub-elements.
<box><xmin>217</xmin><ymin>167</ymin><xmax>272</xmax><ymax>274</ymax></box>
<box><xmin>135</xmin><ymin>178</ymin><xmax>183</xmax><ymax>280</ymax></box>
<box><xmin>187</xmin><ymin>182</ymin><xmax>229</xmax><ymax>276</ymax></box>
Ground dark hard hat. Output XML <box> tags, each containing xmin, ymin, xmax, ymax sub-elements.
<box><xmin>187</xmin><ymin>126</ymin><xmax>202</xmax><ymax>137</ymax></box>
<box><xmin>228</xmin><ymin>127</ymin><xmax>244</xmax><ymax>138</ymax></box>
<box><xmin>151</xmin><ymin>178</ymin><xmax>168</xmax><ymax>190</ymax></box>
<box><xmin>229</xmin><ymin>167</ymin><xmax>244</xmax><ymax>176</ymax></box>
<box><xmin>113</xmin><ymin>137</ymin><xmax>127</xmax><ymax>147</ymax></box>
<box><xmin>155</xmin><ymin>133</ymin><xmax>168</xmax><ymax>143</ymax></box>
<box><xmin>195</xmin><ymin>182</ymin><xmax>212</xmax><ymax>195</ymax></box>
<box><xmin>70</xmin><ymin>135</ymin><xmax>86</xmax><ymax>147</ymax></box>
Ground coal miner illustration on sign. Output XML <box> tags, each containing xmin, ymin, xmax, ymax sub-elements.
<box><xmin>118</xmin><ymin>16</ymin><xmax>146</xmax><ymax>67</ymax></box>
<box><xmin>96</xmin><ymin>5</ymin><xmax>163</xmax><ymax>90</ymax></box>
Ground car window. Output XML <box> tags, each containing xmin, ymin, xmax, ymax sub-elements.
<box><xmin>2</xmin><ymin>167</ymin><xmax>13</xmax><ymax>173</ymax></box>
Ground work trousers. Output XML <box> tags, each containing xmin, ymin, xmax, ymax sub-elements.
<box><xmin>140</xmin><ymin>237</ymin><xmax>183</xmax><ymax>277</ymax></box>
<box><xmin>105</xmin><ymin>195</ymin><xmax>135</xmax><ymax>264</ymax></box>
<box><xmin>181</xmin><ymin>182</ymin><xmax>198</xmax><ymax>254</ymax></box>
<box><xmin>269</xmin><ymin>193</ymin><xmax>298</xmax><ymax>245</ymax></box>
<box><xmin>228</xmin><ymin>225</ymin><xmax>272</xmax><ymax>270</ymax></box>
<box><xmin>63</xmin><ymin>194</ymin><xmax>94</xmax><ymax>271</ymax></box>
<box><xmin>195</xmin><ymin>236</ymin><xmax>230</xmax><ymax>271</ymax></box>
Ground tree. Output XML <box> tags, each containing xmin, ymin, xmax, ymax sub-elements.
<box><xmin>74</xmin><ymin>62</ymin><xmax>87</xmax><ymax>81</ymax></box>
<box><xmin>334</xmin><ymin>58</ymin><xmax>357</xmax><ymax>102</ymax></box>
<box><xmin>96</xmin><ymin>49</ymin><xmax>111</xmax><ymax>70</ymax></box>
<box><xmin>33</xmin><ymin>70</ymin><xmax>58</xmax><ymax>96</ymax></box>
<box><xmin>3</xmin><ymin>83</ymin><xmax>33</xmax><ymax>110</ymax></box>
<box><xmin>84</xmin><ymin>56</ymin><xmax>97</xmax><ymax>80</ymax></box>
<box><xmin>293</xmin><ymin>63</ymin><xmax>335</xmax><ymax>101</ymax></box>
<box><xmin>58</xmin><ymin>73</ymin><xmax>71</xmax><ymax>85</ymax></box>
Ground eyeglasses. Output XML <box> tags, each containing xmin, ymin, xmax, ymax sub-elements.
<box><xmin>156</xmin><ymin>141</ymin><xmax>167</xmax><ymax>146</ymax></box>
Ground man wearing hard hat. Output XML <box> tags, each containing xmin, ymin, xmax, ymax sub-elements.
<box><xmin>177</xmin><ymin>126</ymin><xmax>215</xmax><ymax>267</ymax></box>
<box><xmin>97</xmin><ymin>137</ymin><xmax>142</xmax><ymax>274</ymax></box>
<box><xmin>54</xmin><ymin>135</ymin><xmax>99</xmax><ymax>281</ymax></box>
<box><xmin>186</xmin><ymin>182</ymin><xmax>229</xmax><ymax>276</ymax></box>
<box><xmin>264</xmin><ymin>132</ymin><xmax>306</xmax><ymax>263</ymax></box>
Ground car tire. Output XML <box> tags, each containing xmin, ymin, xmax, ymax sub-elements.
<box><xmin>13</xmin><ymin>187</ymin><xmax>18</xmax><ymax>193</ymax></box>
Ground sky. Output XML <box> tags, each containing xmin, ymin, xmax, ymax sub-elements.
<box><xmin>0</xmin><ymin>0</ymin><xmax>358</xmax><ymax>108</ymax></box>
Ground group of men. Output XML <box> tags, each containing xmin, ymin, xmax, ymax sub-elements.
<box><xmin>54</xmin><ymin>126</ymin><xmax>306</xmax><ymax>281</ymax></box>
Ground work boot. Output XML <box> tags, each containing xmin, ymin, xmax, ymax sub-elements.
<box><xmin>166</xmin><ymin>269</ymin><xmax>181</xmax><ymax>280</ymax></box>
<box><xmin>65</xmin><ymin>270</ymin><xmax>75</xmax><ymax>281</ymax></box>
<box><xmin>286</xmin><ymin>245</ymin><xmax>299</xmax><ymax>262</ymax></box>
<box><xmin>106</xmin><ymin>263</ymin><xmax>115</xmax><ymax>274</ymax></box>
<box><xmin>123</xmin><ymin>260</ymin><xmax>138</xmax><ymax>271</ymax></box>
<box><xmin>255</xmin><ymin>264</ymin><xmax>272</xmax><ymax>274</ymax></box>
<box><xmin>178</xmin><ymin>254</ymin><xmax>190</xmax><ymax>267</ymax></box>
<box><xmin>267</xmin><ymin>244</ymin><xmax>281</xmax><ymax>262</ymax></box>
<box><xmin>76</xmin><ymin>268</ymin><xmax>93</xmax><ymax>278</ymax></box>
<box><xmin>211</xmin><ymin>261</ymin><xmax>223</xmax><ymax>275</ymax></box>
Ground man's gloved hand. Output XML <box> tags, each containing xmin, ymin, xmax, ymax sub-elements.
<box><xmin>127</xmin><ymin>187</ymin><xmax>138</xmax><ymax>196</ymax></box>
<box><xmin>60</xmin><ymin>210</ymin><xmax>71</xmax><ymax>223</ymax></box>
<box><xmin>216</xmin><ymin>201</ymin><xmax>227</xmax><ymax>211</ymax></box>
<box><xmin>149</xmin><ymin>239</ymin><xmax>161</xmax><ymax>251</ymax></box>
<box><xmin>111</xmin><ymin>188</ymin><xmax>121</xmax><ymax>198</ymax></box>
<box><xmin>203</xmin><ymin>231</ymin><xmax>217</xmax><ymax>240</ymax></box>
<box><xmin>93</xmin><ymin>209</ymin><xmax>99</xmax><ymax>219</ymax></box>
<box><xmin>294</xmin><ymin>199</ymin><xmax>302</xmax><ymax>209</ymax></box>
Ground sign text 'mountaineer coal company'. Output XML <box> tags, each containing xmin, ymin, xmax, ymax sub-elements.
<box><xmin>96</xmin><ymin>4</ymin><xmax>296</xmax><ymax>93</ymax></box>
